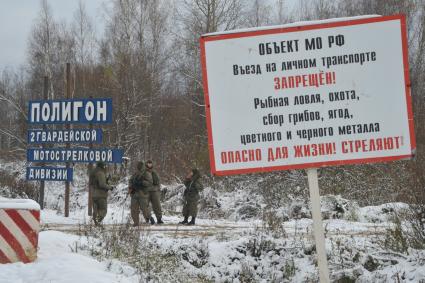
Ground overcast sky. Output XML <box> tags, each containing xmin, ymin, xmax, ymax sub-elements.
<box><xmin>0</xmin><ymin>0</ymin><xmax>297</xmax><ymax>70</ymax></box>
<box><xmin>0</xmin><ymin>0</ymin><xmax>105</xmax><ymax>70</ymax></box>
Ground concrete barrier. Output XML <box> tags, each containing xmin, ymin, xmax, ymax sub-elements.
<box><xmin>0</xmin><ymin>198</ymin><xmax>40</xmax><ymax>263</ymax></box>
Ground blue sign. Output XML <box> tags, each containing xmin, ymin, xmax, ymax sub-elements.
<box><xmin>27</xmin><ymin>148</ymin><xmax>124</xmax><ymax>163</ymax></box>
<box><xmin>26</xmin><ymin>166</ymin><xmax>73</xmax><ymax>181</ymax></box>
<box><xmin>27</xmin><ymin>129</ymin><xmax>103</xmax><ymax>144</ymax></box>
<box><xmin>28</xmin><ymin>98</ymin><xmax>113</xmax><ymax>124</ymax></box>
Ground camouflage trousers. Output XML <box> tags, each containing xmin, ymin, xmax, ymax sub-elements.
<box><xmin>130</xmin><ymin>191</ymin><xmax>150</xmax><ymax>225</ymax></box>
<box><xmin>93</xmin><ymin>197</ymin><xmax>107</xmax><ymax>224</ymax></box>
<box><xmin>182</xmin><ymin>197</ymin><xmax>199</xmax><ymax>218</ymax></box>
<box><xmin>148</xmin><ymin>190</ymin><xmax>162</xmax><ymax>219</ymax></box>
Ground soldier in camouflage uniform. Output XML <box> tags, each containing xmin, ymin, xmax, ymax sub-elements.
<box><xmin>129</xmin><ymin>161</ymin><xmax>154</xmax><ymax>226</ymax></box>
<box><xmin>90</xmin><ymin>161</ymin><xmax>114</xmax><ymax>225</ymax></box>
<box><xmin>145</xmin><ymin>160</ymin><xmax>163</xmax><ymax>224</ymax></box>
<box><xmin>179</xmin><ymin>168</ymin><xmax>203</xmax><ymax>225</ymax></box>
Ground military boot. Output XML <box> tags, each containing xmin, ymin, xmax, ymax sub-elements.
<box><xmin>187</xmin><ymin>217</ymin><xmax>196</xmax><ymax>226</ymax></box>
<box><xmin>94</xmin><ymin>216</ymin><xmax>103</xmax><ymax>226</ymax></box>
<box><xmin>149</xmin><ymin>216</ymin><xmax>156</xmax><ymax>225</ymax></box>
<box><xmin>179</xmin><ymin>216</ymin><xmax>189</xmax><ymax>224</ymax></box>
<box><xmin>156</xmin><ymin>217</ymin><xmax>164</xmax><ymax>224</ymax></box>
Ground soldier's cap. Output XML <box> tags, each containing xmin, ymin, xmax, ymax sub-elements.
<box><xmin>136</xmin><ymin>161</ymin><xmax>144</xmax><ymax>171</ymax></box>
<box><xmin>96</xmin><ymin>161</ymin><xmax>106</xmax><ymax>168</ymax></box>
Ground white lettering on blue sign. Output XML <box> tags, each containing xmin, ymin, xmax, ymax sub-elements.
<box><xmin>26</xmin><ymin>167</ymin><xmax>73</xmax><ymax>181</ymax></box>
<box><xmin>28</xmin><ymin>129</ymin><xmax>102</xmax><ymax>144</ymax></box>
<box><xmin>27</xmin><ymin>148</ymin><xmax>123</xmax><ymax>163</ymax></box>
<box><xmin>28</xmin><ymin>98</ymin><xmax>113</xmax><ymax>124</ymax></box>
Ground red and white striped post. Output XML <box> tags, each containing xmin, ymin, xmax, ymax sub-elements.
<box><xmin>0</xmin><ymin>198</ymin><xmax>40</xmax><ymax>264</ymax></box>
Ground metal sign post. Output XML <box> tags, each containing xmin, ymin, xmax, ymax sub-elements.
<box><xmin>38</xmin><ymin>76</ymin><xmax>48</xmax><ymax>210</ymax></box>
<box><xmin>88</xmin><ymin>119</ymin><xmax>93</xmax><ymax>216</ymax></box>
<box><xmin>307</xmin><ymin>168</ymin><xmax>330</xmax><ymax>283</ymax></box>
<box><xmin>65</xmin><ymin>63</ymin><xmax>71</xmax><ymax>217</ymax></box>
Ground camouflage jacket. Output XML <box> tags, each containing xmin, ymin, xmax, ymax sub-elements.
<box><xmin>183</xmin><ymin>175</ymin><xmax>203</xmax><ymax>200</ymax></box>
<box><xmin>90</xmin><ymin>167</ymin><xmax>112</xmax><ymax>198</ymax></box>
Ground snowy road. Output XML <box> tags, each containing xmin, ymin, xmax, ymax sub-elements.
<box><xmin>40</xmin><ymin>218</ymin><xmax>392</xmax><ymax>239</ymax></box>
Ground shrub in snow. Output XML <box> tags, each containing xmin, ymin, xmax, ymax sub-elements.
<box><xmin>332</xmin><ymin>267</ymin><xmax>362</xmax><ymax>283</ymax></box>
<box><xmin>198</xmin><ymin>186</ymin><xmax>225</xmax><ymax>218</ymax></box>
<box><xmin>0</xmin><ymin>169</ymin><xmax>38</xmax><ymax>200</ymax></box>
<box><xmin>237</xmin><ymin>203</ymin><xmax>261</xmax><ymax>220</ymax></box>
<box><xmin>321</xmin><ymin>195</ymin><xmax>360</xmax><ymax>221</ymax></box>
<box><xmin>175</xmin><ymin>241</ymin><xmax>209</xmax><ymax>268</ymax></box>
<box><xmin>289</xmin><ymin>201</ymin><xmax>311</xmax><ymax>219</ymax></box>
<box><xmin>363</xmin><ymin>255</ymin><xmax>380</xmax><ymax>272</ymax></box>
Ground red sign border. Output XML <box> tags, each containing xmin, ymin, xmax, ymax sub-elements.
<box><xmin>200</xmin><ymin>14</ymin><xmax>416</xmax><ymax>176</ymax></box>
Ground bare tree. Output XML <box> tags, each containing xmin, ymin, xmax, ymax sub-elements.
<box><xmin>274</xmin><ymin>0</ymin><xmax>291</xmax><ymax>24</ymax></box>
<box><xmin>27</xmin><ymin>0</ymin><xmax>57</xmax><ymax>99</ymax></box>
<box><xmin>72</xmin><ymin>0</ymin><xmax>95</xmax><ymax>92</ymax></box>
<box><xmin>0</xmin><ymin>69</ymin><xmax>28</xmax><ymax>154</ymax></box>
<box><xmin>245</xmin><ymin>0</ymin><xmax>272</xmax><ymax>27</ymax></box>
<box><xmin>1</xmin><ymin>0</ymin><xmax>424</xmax><ymax>186</ymax></box>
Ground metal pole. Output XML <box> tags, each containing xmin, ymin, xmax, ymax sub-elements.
<box><xmin>38</xmin><ymin>76</ymin><xmax>48</xmax><ymax>210</ymax></box>
<box><xmin>87</xmin><ymin>165</ymin><xmax>93</xmax><ymax>216</ymax></box>
<box><xmin>88</xmin><ymin>98</ymin><xmax>93</xmax><ymax>216</ymax></box>
<box><xmin>65</xmin><ymin>63</ymin><xmax>71</xmax><ymax>217</ymax></box>
<box><xmin>307</xmin><ymin>168</ymin><xmax>330</xmax><ymax>283</ymax></box>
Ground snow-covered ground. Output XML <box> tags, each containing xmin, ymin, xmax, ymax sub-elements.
<box><xmin>3</xmin><ymin>209</ymin><xmax>425</xmax><ymax>282</ymax></box>
<box><xmin>0</xmin><ymin>230</ymin><xmax>139</xmax><ymax>283</ymax></box>
<box><xmin>36</xmin><ymin>208</ymin><xmax>425</xmax><ymax>282</ymax></box>
<box><xmin>1</xmin><ymin>158</ymin><xmax>425</xmax><ymax>282</ymax></box>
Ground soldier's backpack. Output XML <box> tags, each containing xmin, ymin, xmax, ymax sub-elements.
<box><xmin>130</xmin><ymin>172</ymin><xmax>144</xmax><ymax>190</ymax></box>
